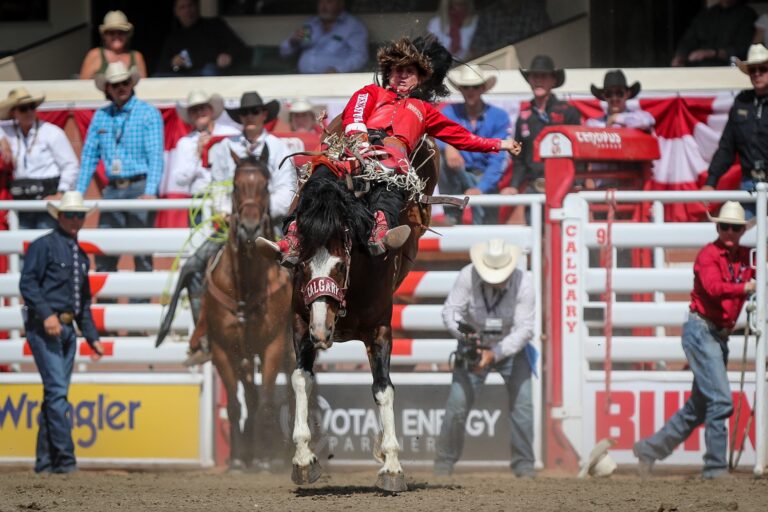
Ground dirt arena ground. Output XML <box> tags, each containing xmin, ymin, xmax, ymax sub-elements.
<box><xmin>1</xmin><ymin>466</ymin><xmax>767</xmax><ymax>512</ymax></box>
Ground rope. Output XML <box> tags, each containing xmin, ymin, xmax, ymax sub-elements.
<box><xmin>603</xmin><ymin>189</ymin><xmax>617</xmax><ymax>413</ymax></box>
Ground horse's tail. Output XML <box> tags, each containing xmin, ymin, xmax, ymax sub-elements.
<box><xmin>155</xmin><ymin>263</ymin><xmax>196</xmax><ymax>347</ymax></box>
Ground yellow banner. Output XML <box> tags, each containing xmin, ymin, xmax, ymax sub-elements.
<box><xmin>0</xmin><ymin>383</ymin><xmax>200</xmax><ymax>460</ymax></box>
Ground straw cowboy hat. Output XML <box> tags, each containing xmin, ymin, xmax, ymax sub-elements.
<box><xmin>470</xmin><ymin>239</ymin><xmax>521</xmax><ymax>284</ymax></box>
<box><xmin>99</xmin><ymin>10</ymin><xmax>134</xmax><ymax>34</ymax></box>
<box><xmin>226</xmin><ymin>91</ymin><xmax>280</xmax><ymax>123</ymax></box>
<box><xmin>0</xmin><ymin>87</ymin><xmax>45</xmax><ymax>120</ymax></box>
<box><xmin>591</xmin><ymin>69</ymin><xmax>641</xmax><ymax>100</ymax></box>
<box><xmin>94</xmin><ymin>61</ymin><xmax>141</xmax><ymax>92</ymax></box>
<box><xmin>46</xmin><ymin>191</ymin><xmax>95</xmax><ymax>219</ymax></box>
<box><xmin>707</xmin><ymin>201</ymin><xmax>747</xmax><ymax>225</ymax></box>
<box><xmin>447</xmin><ymin>64</ymin><xmax>497</xmax><ymax>92</ymax></box>
<box><xmin>735</xmin><ymin>44</ymin><xmax>768</xmax><ymax>74</ymax></box>
<box><xmin>289</xmin><ymin>98</ymin><xmax>315</xmax><ymax>114</ymax></box>
<box><xmin>520</xmin><ymin>55</ymin><xmax>565</xmax><ymax>89</ymax></box>
<box><xmin>176</xmin><ymin>90</ymin><xmax>225</xmax><ymax>124</ymax></box>
<box><xmin>578</xmin><ymin>438</ymin><xmax>617</xmax><ymax>478</ymax></box>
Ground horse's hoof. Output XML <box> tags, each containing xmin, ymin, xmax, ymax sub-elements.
<box><xmin>228</xmin><ymin>459</ymin><xmax>247</xmax><ymax>473</ymax></box>
<box><xmin>291</xmin><ymin>460</ymin><xmax>322</xmax><ymax>484</ymax></box>
<box><xmin>376</xmin><ymin>471</ymin><xmax>408</xmax><ymax>492</ymax></box>
<box><xmin>182</xmin><ymin>349</ymin><xmax>211</xmax><ymax>367</ymax></box>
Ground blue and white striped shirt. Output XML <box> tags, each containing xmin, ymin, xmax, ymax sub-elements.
<box><xmin>76</xmin><ymin>95</ymin><xmax>164</xmax><ymax>195</ymax></box>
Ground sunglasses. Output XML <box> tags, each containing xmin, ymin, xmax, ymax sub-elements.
<box><xmin>718</xmin><ymin>223</ymin><xmax>745</xmax><ymax>232</ymax></box>
<box><xmin>241</xmin><ymin>107</ymin><xmax>265</xmax><ymax>116</ymax></box>
<box><xmin>604</xmin><ymin>89</ymin><xmax>626</xmax><ymax>99</ymax></box>
<box><xmin>188</xmin><ymin>104</ymin><xmax>211</xmax><ymax>116</ymax></box>
<box><xmin>748</xmin><ymin>66</ymin><xmax>768</xmax><ymax>76</ymax></box>
<box><xmin>110</xmin><ymin>79</ymin><xmax>132</xmax><ymax>88</ymax></box>
<box><xmin>62</xmin><ymin>211</ymin><xmax>86</xmax><ymax>220</ymax></box>
<box><xmin>459</xmin><ymin>85</ymin><xmax>483</xmax><ymax>91</ymax></box>
<box><xmin>15</xmin><ymin>104</ymin><xmax>36</xmax><ymax>113</ymax></box>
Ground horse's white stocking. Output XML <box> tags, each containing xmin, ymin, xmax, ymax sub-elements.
<box><xmin>375</xmin><ymin>386</ymin><xmax>403</xmax><ymax>475</ymax></box>
<box><xmin>291</xmin><ymin>368</ymin><xmax>316</xmax><ymax>466</ymax></box>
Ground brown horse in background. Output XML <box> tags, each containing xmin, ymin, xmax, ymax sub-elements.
<box><xmin>200</xmin><ymin>151</ymin><xmax>293</xmax><ymax>471</ymax></box>
<box><xmin>288</xmin><ymin>139</ymin><xmax>439</xmax><ymax>491</ymax></box>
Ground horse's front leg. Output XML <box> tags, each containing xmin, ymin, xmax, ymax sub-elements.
<box><xmin>368</xmin><ymin>325</ymin><xmax>408</xmax><ymax>492</ymax></box>
<box><xmin>291</xmin><ymin>315</ymin><xmax>321</xmax><ymax>484</ymax></box>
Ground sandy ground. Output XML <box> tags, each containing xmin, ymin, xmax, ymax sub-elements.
<box><xmin>1</xmin><ymin>466</ymin><xmax>767</xmax><ymax>512</ymax></box>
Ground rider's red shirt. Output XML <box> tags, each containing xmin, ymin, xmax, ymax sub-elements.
<box><xmin>341</xmin><ymin>84</ymin><xmax>502</xmax><ymax>154</ymax></box>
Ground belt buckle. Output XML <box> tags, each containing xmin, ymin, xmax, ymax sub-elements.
<box><xmin>532</xmin><ymin>178</ymin><xmax>546</xmax><ymax>193</ymax></box>
<box><xmin>114</xmin><ymin>178</ymin><xmax>130</xmax><ymax>189</ymax></box>
<box><xmin>58</xmin><ymin>312</ymin><xmax>74</xmax><ymax>324</ymax></box>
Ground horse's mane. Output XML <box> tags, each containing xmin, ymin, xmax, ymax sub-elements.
<box><xmin>296</xmin><ymin>173</ymin><xmax>373</xmax><ymax>261</ymax></box>
<box><xmin>235</xmin><ymin>152</ymin><xmax>271</xmax><ymax>181</ymax></box>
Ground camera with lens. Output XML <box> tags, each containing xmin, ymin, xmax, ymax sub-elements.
<box><xmin>453</xmin><ymin>320</ymin><xmax>496</xmax><ymax>369</ymax></box>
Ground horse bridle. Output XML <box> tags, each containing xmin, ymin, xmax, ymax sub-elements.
<box><xmin>302</xmin><ymin>229</ymin><xmax>352</xmax><ymax>318</ymax></box>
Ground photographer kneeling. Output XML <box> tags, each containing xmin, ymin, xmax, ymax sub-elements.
<box><xmin>433</xmin><ymin>239</ymin><xmax>536</xmax><ymax>478</ymax></box>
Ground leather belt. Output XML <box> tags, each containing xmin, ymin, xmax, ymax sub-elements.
<box><xmin>691</xmin><ymin>311</ymin><xmax>731</xmax><ymax>341</ymax></box>
<box><xmin>58</xmin><ymin>312</ymin><xmax>74</xmax><ymax>324</ymax></box>
<box><xmin>109</xmin><ymin>174</ymin><xmax>146</xmax><ymax>189</ymax></box>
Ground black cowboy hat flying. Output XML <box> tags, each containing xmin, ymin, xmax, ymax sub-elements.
<box><xmin>591</xmin><ymin>69</ymin><xmax>641</xmax><ymax>100</ymax></box>
<box><xmin>520</xmin><ymin>55</ymin><xmax>565</xmax><ymax>89</ymax></box>
<box><xmin>226</xmin><ymin>91</ymin><xmax>280</xmax><ymax>123</ymax></box>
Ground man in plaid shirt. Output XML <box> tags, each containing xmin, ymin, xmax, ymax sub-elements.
<box><xmin>76</xmin><ymin>62</ymin><xmax>164</xmax><ymax>274</ymax></box>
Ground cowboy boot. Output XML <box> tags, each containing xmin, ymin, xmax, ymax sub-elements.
<box><xmin>183</xmin><ymin>301</ymin><xmax>211</xmax><ymax>367</ymax></box>
<box><xmin>368</xmin><ymin>210</ymin><xmax>411</xmax><ymax>256</ymax></box>
<box><xmin>255</xmin><ymin>220</ymin><xmax>300</xmax><ymax>268</ymax></box>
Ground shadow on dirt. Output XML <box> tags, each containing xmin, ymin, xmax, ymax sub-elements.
<box><xmin>294</xmin><ymin>482</ymin><xmax>462</xmax><ymax>497</ymax></box>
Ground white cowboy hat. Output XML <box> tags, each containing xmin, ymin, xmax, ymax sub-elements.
<box><xmin>447</xmin><ymin>64</ymin><xmax>497</xmax><ymax>92</ymax></box>
<box><xmin>708</xmin><ymin>201</ymin><xmax>747</xmax><ymax>225</ymax></box>
<box><xmin>47</xmin><ymin>191</ymin><xmax>95</xmax><ymax>219</ymax></box>
<box><xmin>99</xmin><ymin>10</ymin><xmax>134</xmax><ymax>35</ymax></box>
<box><xmin>176</xmin><ymin>90</ymin><xmax>225</xmax><ymax>124</ymax></box>
<box><xmin>289</xmin><ymin>98</ymin><xmax>315</xmax><ymax>114</ymax></box>
<box><xmin>578</xmin><ymin>438</ymin><xmax>617</xmax><ymax>478</ymax></box>
<box><xmin>735</xmin><ymin>44</ymin><xmax>768</xmax><ymax>74</ymax></box>
<box><xmin>94</xmin><ymin>61</ymin><xmax>141</xmax><ymax>92</ymax></box>
<box><xmin>470</xmin><ymin>239</ymin><xmax>521</xmax><ymax>284</ymax></box>
<box><xmin>0</xmin><ymin>87</ymin><xmax>45</xmax><ymax>120</ymax></box>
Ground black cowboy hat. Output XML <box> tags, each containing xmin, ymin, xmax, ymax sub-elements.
<box><xmin>520</xmin><ymin>55</ymin><xmax>565</xmax><ymax>89</ymax></box>
<box><xmin>590</xmin><ymin>69</ymin><xmax>641</xmax><ymax>100</ymax></box>
<box><xmin>226</xmin><ymin>91</ymin><xmax>280</xmax><ymax>123</ymax></box>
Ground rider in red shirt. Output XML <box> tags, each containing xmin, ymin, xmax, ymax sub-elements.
<box><xmin>258</xmin><ymin>36</ymin><xmax>520</xmax><ymax>266</ymax></box>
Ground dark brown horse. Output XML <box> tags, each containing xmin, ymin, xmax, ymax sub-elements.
<box><xmin>288</xmin><ymin>140</ymin><xmax>438</xmax><ymax>491</ymax></box>
<box><xmin>200</xmin><ymin>151</ymin><xmax>293</xmax><ymax>471</ymax></box>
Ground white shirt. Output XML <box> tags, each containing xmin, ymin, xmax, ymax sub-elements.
<box><xmin>426</xmin><ymin>15</ymin><xmax>478</xmax><ymax>61</ymax></box>
<box><xmin>585</xmin><ymin>108</ymin><xmax>655</xmax><ymax>132</ymax></box>
<box><xmin>442</xmin><ymin>264</ymin><xmax>535</xmax><ymax>361</ymax></box>
<box><xmin>0</xmin><ymin>120</ymin><xmax>79</xmax><ymax>192</ymax></box>
<box><xmin>161</xmin><ymin>122</ymin><xmax>240</xmax><ymax>196</ymax></box>
<box><xmin>207</xmin><ymin>130</ymin><xmax>298</xmax><ymax>218</ymax></box>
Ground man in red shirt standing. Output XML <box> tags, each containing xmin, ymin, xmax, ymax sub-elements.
<box><xmin>633</xmin><ymin>201</ymin><xmax>756</xmax><ymax>479</ymax></box>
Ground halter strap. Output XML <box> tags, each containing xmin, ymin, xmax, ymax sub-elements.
<box><xmin>303</xmin><ymin>277</ymin><xmax>345</xmax><ymax>306</ymax></box>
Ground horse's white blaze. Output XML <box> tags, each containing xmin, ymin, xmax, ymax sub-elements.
<box><xmin>375</xmin><ymin>386</ymin><xmax>403</xmax><ymax>475</ymax></box>
<box><xmin>308</xmin><ymin>247</ymin><xmax>341</xmax><ymax>341</ymax></box>
<box><xmin>291</xmin><ymin>368</ymin><xmax>316</xmax><ymax>466</ymax></box>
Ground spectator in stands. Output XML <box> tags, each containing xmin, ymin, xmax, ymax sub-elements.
<box><xmin>671</xmin><ymin>0</ymin><xmax>756</xmax><ymax>67</ymax></box>
<box><xmin>79</xmin><ymin>10</ymin><xmax>147</xmax><ymax>80</ymax></box>
<box><xmin>279</xmin><ymin>0</ymin><xmax>369</xmax><ymax>74</ymax></box>
<box><xmin>702</xmin><ymin>44</ymin><xmax>768</xmax><ymax>219</ymax></box>
<box><xmin>434</xmin><ymin>238</ymin><xmax>536</xmax><ymax>478</ymax></box>
<box><xmin>288</xmin><ymin>98</ymin><xmax>323</xmax><ymax>134</ymax></box>
<box><xmin>503</xmin><ymin>55</ymin><xmax>580</xmax><ymax>196</ymax></box>
<box><xmin>586</xmin><ymin>70</ymin><xmax>654</xmax><ymax>132</ymax></box>
<box><xmin>19</xmin><ymin>191</ymin><xmax>105</xmax><ymax>474</ymax></box>
<box><xmin>76</xmin><ymin>62</ymin><xmax>163</xmax><ymax>275</ymax></box>
<box><xmin>439</xmin><ymin>65</ymin><xmax>509</xmax><ymax>224</ymax></box>
<box><xmin>426</xmin><ymin>0</ymin><xmax>478</xmax><ymax>61</ymax></box>
<box><xmin>753</xmin><ymin>13</ymin><xmax>768</xmax><ymax>46</ymax></box>
<box><xmin>634</xmin><ymin>201</ymin><xmax>755</xmax><ymax>479</ymax></box>
<box><xmin>156</xmin><ymin>0</ymin><xmax>249</xmax><ymax>77</ymax></box>
<box><xmin>469</xmin><ymin>0</ymin><xmax>550</xmax><ymax>59</ymax></box>
<box><xmin>158</xmin><ymin>91</ymin><xmax>297</xmax><ymax>365</ymax></box>
<box><xmin>0</xmin><ymin>88</ymin><xmax>79</xmax><ymax>229</ymax></box>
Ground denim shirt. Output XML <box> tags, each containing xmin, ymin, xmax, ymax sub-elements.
<box><xmin>19</xmin><ymin>226</ymin><xmax>99</xmax><ymax>343</ymax></box>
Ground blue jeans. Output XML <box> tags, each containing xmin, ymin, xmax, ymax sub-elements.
<box><xmin>96</xmin><ymin>179</ymin><xmax>154</xmax><ymax>274</ymax></box>
<box><xmin>435</xmin><ymin>349</ymin><xmax>534</xmax><ymax>475</ymax></box>
<box><xmin>741</xmin><ymin>179</ymin><xmax>757</xmax><ymax>220</ymax></box>
<box><xmin>19</xmin><ymin>212</ymin><xmax>58</xmax><ymax>231</ymax></box>
<box><xmin>438</xmin><ymin>161</ymin><xmax>494</xmax><ymax>225</ymax></box>
<box><xmin>26</xmin><ymin>320</ymin><xmax>78</xmax><ymax>473</ymax></box>
<box><xmin>634</xmin><ymin>314</ymin><xmax>733</xmax><ymax>477</ymax></box>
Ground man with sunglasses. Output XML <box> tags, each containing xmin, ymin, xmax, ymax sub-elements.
<box><xmin>703</xmin><ymin>44</ymin><xmax>768</xmax><ymax>219</ymax></box>
<box><xmin>76</xmin><ymin>62</ymin><xmax>163</xmax><ymax>276</ymax></box>
<box><xmin>586</xmin><ymin>70</ymin><xmax>654</xmax><ymax>132</ymax></box>
<box><xmin>20</xmin><ymin>191</ymin><xmax>105</xmax><ymax>474</ymax></box>
<box><xmin>634</xmin><ymin>201</ymin><xmax>755</xmax><ymax>479</ymax></box>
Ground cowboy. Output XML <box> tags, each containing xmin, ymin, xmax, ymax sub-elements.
<box><xmin>585</xmin><ymin>70</ymin><xmax>654</xmax><ymax>132</ymax></box>
<box><xmin>433</xmin><ymin>238</ymin><xmax>536</xmax><ymax>478</ymax></box>
<box><xmin>19</xmin><ymin>191</ymin><xmax>105</xmax><ymax>473</ymax></box>
<box><xmin>703</xmin><ymin>43</ymin><xmax>768</xmax><ymax>219</ymax></box>
<box><xmin>288</xmin><ymin>98</ymin><xmax>322</xmax><ymax>134</ymax></box>
<box><xmin>76</xmin><ymin>61</ymin><xmax>164</xmax><ymax>275</ymax></box>
<box><xmin>503</xmin><ymin>55</ymin><xmax>580</xmax><ymax>196</ymax></box>
<box><xmin>257</xmin><ymin>36</ymin><xmax>521</xmax><ymax>265</ymax></box>
<box><xmin>157</xmin><ymin>91</ymin><xmax>297</xmax><ymax>365</ymax></box>
<box><xmin>633</xmin><ymin>202</ymin><xmax>756</xmax><ymax>479</ymax></box>
<box><xmin>439</xmin><ymin>64</ymin><xmax>510</xmax><ymax>225</ymax></box>
<box><xmin>0</xmin><ymin>88</ymin><xmax>79</xmax><ymax>229</ymax></box>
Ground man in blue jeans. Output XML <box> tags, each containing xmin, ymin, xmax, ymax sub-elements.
<box><xmin>434</xmin><ymin>239</ymin><xmax>536</xmax><ymax>477</ymax></box>
<box><xmin>633</xmin><ymin>201</ymin><xmax>756</xmax><ymax>479</ymax></box>
<box><xmin>20</xmin><ymin>192</ymin><xmax>104</xmax><ymax>473</ymax></box>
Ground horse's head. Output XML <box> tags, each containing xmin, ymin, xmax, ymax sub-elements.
<box><xmin>230</xmin><ymin>149</ymin><xmax>271</xmax><ymax>246</ymax></box>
